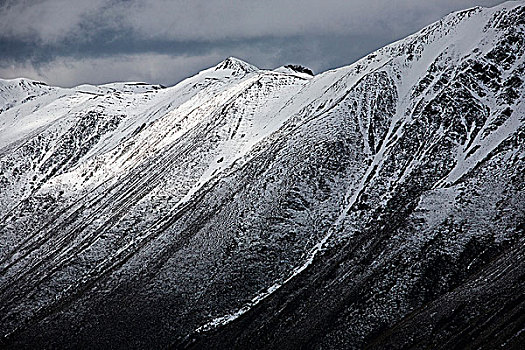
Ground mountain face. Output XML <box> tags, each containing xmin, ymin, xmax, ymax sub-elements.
<box><xmin>1</xmin><ymin>3</ymin><xmax>524</xmax><ymax>349</ymax></box>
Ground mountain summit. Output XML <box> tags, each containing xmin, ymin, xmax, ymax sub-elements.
<box><xmin>0</xmin><ymin>2</ymin><xmax>524</xmax><ymax>349</ymax></box>
<box><xmin>213</xmin><ymin>56</ymin><xmax>258</xmax><ymax>74</ymax></box>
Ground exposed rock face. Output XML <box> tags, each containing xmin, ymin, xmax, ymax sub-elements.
<box><xmin>284</xmin><ymin>64</ymin><xmax>314</xmax><ymax>76</ymax></box>
<box><xmin>0</xmin><ymin>3</ymin><xmax>524</xmax><ymax>349</ymax></box>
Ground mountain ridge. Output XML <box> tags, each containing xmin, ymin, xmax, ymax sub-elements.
<box><xmin>0</xmin><ymin>1</ymin><xmax>524</xmax><ymax>349</ymax></box>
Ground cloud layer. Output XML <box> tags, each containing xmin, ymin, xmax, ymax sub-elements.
<box><xmin>0</xmin><ymin>0</ymin><xmax>508</xmax><ymax>87</ymax></box>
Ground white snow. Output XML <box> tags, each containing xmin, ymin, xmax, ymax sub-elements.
<box><xmin>0</xmin><ymin>1</ymin><xmax>522</xmax><ymax>336</ymax></box>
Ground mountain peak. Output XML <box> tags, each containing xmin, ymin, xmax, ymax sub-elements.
<box><xmin>214</xmin><ymin>57</ymin><xmax>258</xmax><ymax>74</ymax></box>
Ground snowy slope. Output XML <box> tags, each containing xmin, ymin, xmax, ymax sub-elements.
<box><xmin>0</xmin><ymin>2</ymin><xmax>524</xmax><ymax>349</ymax></box>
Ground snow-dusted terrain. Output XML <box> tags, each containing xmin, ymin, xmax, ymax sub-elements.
<box><xmin>0</xmin><ymin>2</ymin><xmax>524</xmax><ymax>349</ymax></box>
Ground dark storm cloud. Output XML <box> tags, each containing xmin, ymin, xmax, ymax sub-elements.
<box><xmin>0</xmin><ymin>0</ymin><xmax>510</xmax><ymax>87</ymax></box>
<box><xmin>0</xmin><ymin>30</ymin><xmax>233</xmax><ymax>63</ymax></box>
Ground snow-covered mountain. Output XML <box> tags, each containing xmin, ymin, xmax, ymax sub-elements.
<box><xmin>1</xmin><ymin>2</ymin><xmax>524</xmax><ymax>349</ymax></box>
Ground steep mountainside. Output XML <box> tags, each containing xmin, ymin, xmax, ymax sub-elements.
<box><xmin>0</xmin><ymin>2</ymin><xmax>524</xmax><ymax>349</ymax></box>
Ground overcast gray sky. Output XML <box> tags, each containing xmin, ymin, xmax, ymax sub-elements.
<box><xmin>0</xmin><ymin>0</ymin><xmax>509</xmax><ymax>87</ymax></box>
